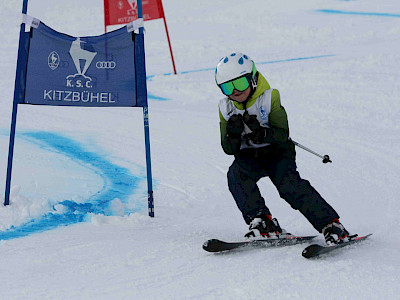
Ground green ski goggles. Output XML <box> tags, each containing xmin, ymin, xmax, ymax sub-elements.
<box><xmin>218</xmin><ymin>74</ymin><xmax>252</xmax><ymax>96</ymax></box>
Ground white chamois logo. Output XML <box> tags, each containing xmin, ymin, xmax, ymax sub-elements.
<box><xmin>68</xmin><ymin>38</ymin><xmax>97</xmax><ymax>79</ymax></box>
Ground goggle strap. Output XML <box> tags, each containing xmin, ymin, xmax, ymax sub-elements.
<box><xmin>251</xmin><ymin>71</ymin><xmax>259</xmax><ymax>89</ymax></box>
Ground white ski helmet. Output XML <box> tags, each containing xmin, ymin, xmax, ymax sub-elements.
<box><xmin>215</xmin><ymin>52</ymin><xmax>257</xmax><ymax>85</ymax></box>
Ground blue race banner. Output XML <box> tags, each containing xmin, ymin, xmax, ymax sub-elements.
<box><xmin>24</xmin><ymin>22</ymin><xmax>143</xmax><ymax>107</ymax></box>
<box><xmin>6</xmin><ymin>2</ymin><xmax>153</xmax><ymax>218</ymax></box>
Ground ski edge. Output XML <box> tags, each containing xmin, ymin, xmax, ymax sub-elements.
<box><xmin>203</xmin><ymin>235</ymin><xmax>317</xmax><ymax>253</ymax></box>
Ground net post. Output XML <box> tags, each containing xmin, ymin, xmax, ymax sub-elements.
<box><xmin>4</xmin><ymin>0</ymin><xmax>29</xmax><ymax>205</ymax></box>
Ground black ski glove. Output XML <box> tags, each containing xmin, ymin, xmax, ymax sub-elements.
<box><xmin>243</xmin><ymin>111</ymin><xmax>268</xmax><ymax>144</ymax></box>
<box><xmin>226</xmin><ymin>114</ymin><xmax>244</xmax><ymax>138</ymax></box>
<box><xmin>243</xmin><ymin>111</ymin><xmax>260</xmax><ymax>131</ymax></box>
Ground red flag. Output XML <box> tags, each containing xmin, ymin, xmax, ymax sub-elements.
<box><xmin>104</xmin><ymin>0</ymin><xmax>163</xmax><ymax>26</ymax></box>
<box><xmin>104</xmin><ymin>0</ymin><xmax>177</xmax><ymax>74</ymax></box>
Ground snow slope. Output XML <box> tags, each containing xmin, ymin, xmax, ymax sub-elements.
<box><xmin>0</xmin><ymin>0</ymin><xmax>399</xmax><ymax>299</ymax></box>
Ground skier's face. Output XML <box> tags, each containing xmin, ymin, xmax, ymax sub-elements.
<box><xmin>229</xmin><ymin>86</ymin><xmax>251</xmax><ymax>103</ymax></box>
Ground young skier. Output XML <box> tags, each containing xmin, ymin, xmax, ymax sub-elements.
<box><xmin>216</xmin><ymin>52</ymin><xmax>349</xmax><ymax>245</ymax></box>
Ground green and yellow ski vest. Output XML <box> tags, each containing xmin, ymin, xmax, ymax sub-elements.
<box><xmin>218</xmin><ymin>73</ymin><xmax>290</xmax><ymax>155</ymax></box>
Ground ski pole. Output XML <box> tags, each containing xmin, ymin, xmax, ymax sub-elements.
<box><xmin>291</xmin><ymin>139</ymin><xmax>332</xmax><ymax>163</ymax></box>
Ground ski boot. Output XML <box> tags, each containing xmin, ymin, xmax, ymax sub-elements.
<box><xmin>322</xmin><ymin>219</ymin><xmax>350</xmax><ymax>245</ymax></box>
<box><xmin>244</xmin><ymin>214</ymin><xmax>284</xmax><ymax>239</ymax></box>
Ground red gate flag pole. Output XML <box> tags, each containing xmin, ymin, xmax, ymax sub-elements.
<box><xmin>104</xmin><ymin>0</ymin><xmax>177</xmax><ymax>74</ymax></box>
<box><xmin>157</xmin><ymin>0</ymin><xmax>176</xmax><ymax>74</ymax></box>
<box><xmin>104</xmin><ymin>0</ymin><xmax>109</xmax><ymax>33</ymax></box>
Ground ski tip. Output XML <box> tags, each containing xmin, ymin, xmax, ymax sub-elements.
<box><xmin>302</xmin><ymin>244</ymin><xmax>324</xmax><ymax>259</ymax></box>
<box><xmin>202</xmin><ymin>239</ymin><xmax>222</xmax><ymax>253</ymax></box>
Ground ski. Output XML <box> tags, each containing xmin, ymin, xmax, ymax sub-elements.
<box><xmin>302</xmin><ymin>234</ymin><xmax>372</xmax><ymax>259</ymax></box>
<box><xmin>203</xmin><ymin>234</ymin><xmax>317</xmax><ymax>253</ymax></box>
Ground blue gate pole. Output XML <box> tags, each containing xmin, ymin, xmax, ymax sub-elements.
<box><xmin>137</xmin><ymin>0</ymin><xmax>154</xmax><ymax>217</ymax></box>
<box><xmin>5</xmin><ymin>103</ymin><xmax>18</xmax><ymax>206</ymax></box>
<box><xmin>4</xmin><ymin>0</ymin><xmax>29</xmax><ymax>205</ymax></box>
<box><xmin>143</xmin><ymin>106</ymin><xmax>154</xmax><ymax>217</ymax></box>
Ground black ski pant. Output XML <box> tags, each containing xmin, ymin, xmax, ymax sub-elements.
<box><xmin>227</xmin><ymin>150</ymin><xmax>339</xmax><ymax>232</ymax></box>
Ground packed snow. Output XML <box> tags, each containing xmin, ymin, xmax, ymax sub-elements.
<box><xmin>0</xmin><ymin>0</ymin><xmax>399</xmax><ymax>299</ymax></box>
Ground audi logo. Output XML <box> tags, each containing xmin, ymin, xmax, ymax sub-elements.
<box><xmin>96</xmin><ymin>61</ymin><xmax>117</xmax><ymax>69</ymax></box>
<box><xmin>58</xmin><ymin>61</ymin><xmax>70</xmax><ymax>68</ymax></box>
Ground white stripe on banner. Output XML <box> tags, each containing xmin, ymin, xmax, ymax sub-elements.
<box><xmin>22</xmin><ymin>14</ymin><xmax>40</xmax><ymax>31</ymax></box>
<box><xmin>127</xmin><ymin>18</ymin><xmax>144</xmax><ymax>33</ymax></box>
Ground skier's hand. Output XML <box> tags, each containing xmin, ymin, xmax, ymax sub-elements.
<box><xmin>227</xmin><ymin>114</ymin><xmax>244</xmax><ymax>138</ymax></box>
<box><xmin>243</xmin><ymin>111</ymin><xmax>268</xmax><ymax>144</ymax></box>
<box><xmin>247</xmin><ymin>128</ymin><xmax>268</xmax><ymax>144</ymax></box>
<box><xmin>243</xmin><ymin>111</ymin><xmax>261</xmax><ymax>131</ymax></box>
